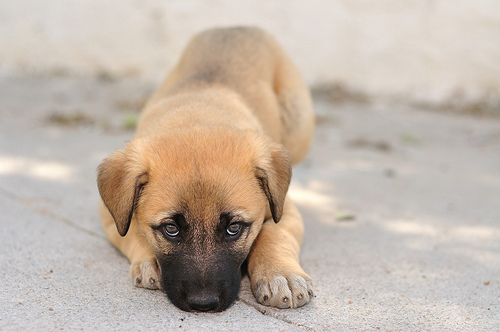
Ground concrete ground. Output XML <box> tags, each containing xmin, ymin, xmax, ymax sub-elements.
<box><xmin>1</xmin><ymin>77</ymin><xmax>499</xmax><ymax>331</ymax></box>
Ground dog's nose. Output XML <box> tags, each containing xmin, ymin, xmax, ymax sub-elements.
<box><xmin>187</xmin><ymin>293</ymin><xmax>220</xmax><ymax>311</ymax></box>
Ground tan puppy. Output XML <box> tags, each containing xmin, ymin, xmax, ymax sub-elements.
<box><xmin>97</xmin><ymin>27</ymin><xmax>315</xmax><ymax>312</ymax></box>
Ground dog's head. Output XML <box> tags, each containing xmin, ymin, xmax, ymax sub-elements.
<box><xmin>97</xmin><ymin>128</ymin><xmax>291</xmax><ymax>312</ymax></box>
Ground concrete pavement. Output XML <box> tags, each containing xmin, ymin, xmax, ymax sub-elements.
<box><xmin>1</xmin><ymin>77</ymin><xmax>499</xmax><ymax>331</ymax></box>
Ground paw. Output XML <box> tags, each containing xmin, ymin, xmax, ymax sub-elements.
<box><xmin>251</xmin><ymin>268</ymin><xmax>314</xmax><ymax>308</ymax></box>
<box><xmin>130</xmin><ymin>256</ymin><xmax>162</xmax><ymax>290</ymax></box>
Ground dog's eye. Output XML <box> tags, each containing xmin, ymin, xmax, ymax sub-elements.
<box><xmin>226</xmin><ymin>223</ymin><xmax>241</xmax><ymax>236</ymax></box>
<box><xmin>163</xmin><ymin>224</ymin><xmax>179</xmax><ymax>237</ymax></box>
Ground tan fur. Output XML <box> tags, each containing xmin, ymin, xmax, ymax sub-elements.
<box><xmin>98</xmin><ymin>27</ymin><xmax>314</xmax><ymax>310</ymax></box>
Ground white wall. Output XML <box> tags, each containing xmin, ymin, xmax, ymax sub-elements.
<box><xmin>1</xmin><ymin>0</ymin><xmax>499</xmax><ymax>103</ymax></box>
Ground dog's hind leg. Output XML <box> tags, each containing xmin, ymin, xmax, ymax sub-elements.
<box><xmin>273</xmin><ymin>46</ymin><xmax>315</xmax><ymax>166</ymax></box>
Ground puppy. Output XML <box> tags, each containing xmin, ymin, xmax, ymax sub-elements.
<box><xmin>97</xmin><ymin>26</ymin><xmax>315</xmax><ymax>312</ymax></box>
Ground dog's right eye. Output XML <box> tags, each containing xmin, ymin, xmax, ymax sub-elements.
<box><xmin>226</xmin><ymin>222</ymin><xmax>242</xmax><ymax>236</ymax></box>
<box><xmin>163</xmin><ymin>224</ymin><xmax>180</xmax><ymax>237</ymax></box>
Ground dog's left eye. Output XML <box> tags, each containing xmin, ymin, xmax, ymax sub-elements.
<box><xmin>226</xmin><ymin>223</ymin><xmax>242</xmax><ymax>236</ymax></box>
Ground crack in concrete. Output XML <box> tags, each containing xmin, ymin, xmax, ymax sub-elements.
<box><xmin>238</xmin><ymin>297</ymin><xmax>315</xmax><ymax>331</ymax></box>
<box><xmin>0</xmin><ymin>186</ymin><xmax>105</xmax><ymax>239</ymax></box>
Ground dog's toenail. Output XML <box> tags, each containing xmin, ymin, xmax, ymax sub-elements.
<box><xmin>282</xmin><ymin>296</ymin><xmax>288</xmax><ymax>303</ymax></box>
<box><xmin>136</xmin><ymin>278</ymin><xmax>141</xmax><ymax>285</ymax></box>
<box><xmin>297</xmin><ymin>293</ymin><xmax>303</xmax><ymax>300</ymax></box>
<box><xmin>149</xmin><ymin>278</ymin><xmax>155</xmax><ymax>284</ymax></box>
<box><xmin>308</xmin><ymin>290</ymin><xmax>313</xmax><ymax>297</ymax></box>
<box><xmin>263</xmin><ymin>295</ymin><xmax>269</xmax><ymax>302</ymax></box>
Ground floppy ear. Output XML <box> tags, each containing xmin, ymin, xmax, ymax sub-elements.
<box><xmin>255</xmin><ymin>143</ymin><xmax>292</xmax><ymax>223</ymax></box>
<box><xmin>97</xmin><ymin>149</ymin><xmax>148</xmax><ymax>236</ymax></box>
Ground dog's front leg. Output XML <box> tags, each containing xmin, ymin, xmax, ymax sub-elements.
<box><xmin>248</xmin><ymin>196</ymin><xmax>314</xmax><ymax>308</ymax></box>
<box><xmin>99</xmin><ymin>200</ymin><xmax>162</xmax><ymax>290</ymax></box>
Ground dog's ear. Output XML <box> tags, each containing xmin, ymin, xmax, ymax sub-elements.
<box><xmin>255</xmin><ymin>143</ymin><xmax>292</xmax><ymax>223</ymax></box>
<box><xmin>97</xmin><ymin>148</ymin><xmax>148</xmax><ymax>236</ymax></box>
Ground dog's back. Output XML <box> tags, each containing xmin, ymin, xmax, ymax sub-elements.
<box><xmin>143</xmin><ymin>27</ymin><xmax>314</xmax><ymax>164</ymax></box>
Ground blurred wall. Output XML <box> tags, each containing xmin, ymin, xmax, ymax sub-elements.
<box><xmin>1</xmin><ymin>0</ymin><xmax>499</xmax><ymax>103</ymax></box>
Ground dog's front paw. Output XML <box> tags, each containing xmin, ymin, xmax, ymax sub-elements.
<box><xmin>130</xmin><ymin>256</ymin><xmax>162</xmax><ymax>290</ymax></box>
<box><xmin>250</xmin><ymin>267</ymin><xmax>314</xmax><ymax>308</ymax></box>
